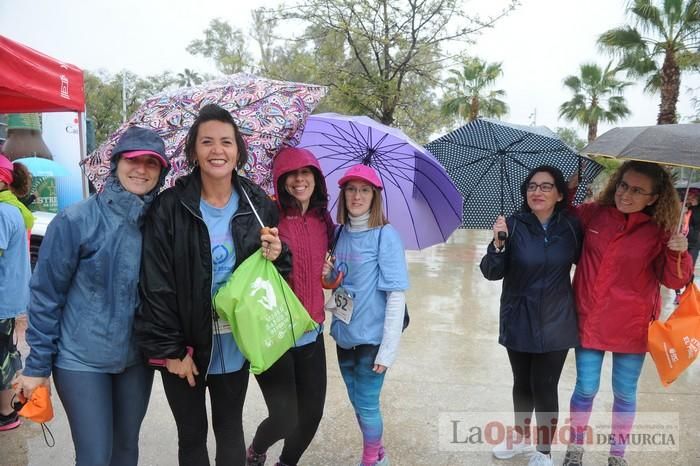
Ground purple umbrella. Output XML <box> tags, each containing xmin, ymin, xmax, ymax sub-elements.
<box><xmin>298</xmin><ymin>113</ymin><xmax>463</xmax><ymax>250</ymax></box>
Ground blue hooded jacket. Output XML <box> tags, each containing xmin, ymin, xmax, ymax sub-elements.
<box><xmin>23</xmin><ymin>128</ymin><xmax>168</xmax><ymax>376</ymax></box>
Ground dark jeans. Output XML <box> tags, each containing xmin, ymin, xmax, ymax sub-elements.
<box><xmin>53</xmin><ymin>364</ymin><xmax>154</xmax><ymax>466</ymax></box>
<box><xmin>506</xmin><ymin>348</ymin><xmax>569</xmax><ymax>455</ymax></box>
<box><xmin>161</xmin><ymin>365</ymin><xmax>249</xmax><ymax>466</ymax></box>
<box><xmin>252</xmin><ymin>333</ymin><xmax>327</xmax><ymax>466</ymax></box>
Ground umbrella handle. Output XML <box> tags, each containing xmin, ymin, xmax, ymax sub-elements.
<box><xmin>497</xmin><ymin>231</ymin><xmax>507</xmax><ymax>242</ymax></box>
<box><xmin>321</xmin><ymin>271</ymin><xmax>344</xmax><ymax>289</ymax></box>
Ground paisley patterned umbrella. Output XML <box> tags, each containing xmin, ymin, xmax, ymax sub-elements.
<box><xmin>81</xmin><ymin>73</ymin><xmax>326</xmax><ymax>193</ymax></box>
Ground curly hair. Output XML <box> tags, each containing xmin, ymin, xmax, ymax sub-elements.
<box><xmin>10</xmin><ymin>162</ymin><xmax>32</xmax><ymax>198</ymax></box>
<box><xmin>597</xmin><ymin>160</ymin><xmax>679</xmax><ymax>232</ymax></box>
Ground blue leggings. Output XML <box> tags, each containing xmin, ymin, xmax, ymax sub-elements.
<box><xmin>569</xmin><ymin>348</ymin><xmax>645</xmax><ymax>457</ymax></box>
<box><xmin>337</xmin><ymin>345</ymin><xmax>386</xmax><ymax>466</ymax></box>
<box><xmin>53</xmin><ymin>364</ymin><xmax>154</xmax><ymax>466</ymax></box>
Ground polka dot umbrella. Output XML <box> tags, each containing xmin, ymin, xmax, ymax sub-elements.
<box><xmin>425</xmin><ymin>118</ymin><xmax>603</xmax><ymax>229</ymax></box>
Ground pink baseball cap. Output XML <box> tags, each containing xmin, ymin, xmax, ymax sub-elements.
<box><xmin>338</xmin><ymin>164</ymin><xmax>383</xmax><ymax>190</ymax></box>
<box><xmin>0</xmin><ymin>153</ymin><xmax>14</xmax><ymax>172</ymax></box>
<box><xmin>121</xmin><ymin>150</ymin><xmax>168</xmax><ymax>168</ymax></box>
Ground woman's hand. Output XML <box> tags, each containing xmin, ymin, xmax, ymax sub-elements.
<box><xmin>261</xmin><ymin>227</ymin><xmax>282</xmax><ymax>261</ymax></box>
<box><xmin>493</xmin><ymin>215</ymin><xmax>508</xmax><ymax>249</ymax></box>
<box><xmin>373</xmin><ymin>364</ymin><xmax>387</xmax><ymax>374</ymax></box>
<box><xmin>13</xmin><ymin>374</ymin><xmax>50</xmax><ymax>400</ymax></box>
<box><xmin>322</xmin><ymin>252</ymin><xmax>335</xmax><ymax>278</ymax></box>
<box><xmin>165</xmin><ymin>354</ymin><xmax>199</xmax><ymax>387</ymax></box>
<box><xmin>668</xmin><ymin>233</ymin><xmax>689</xmax><ymax>252</ymax></box>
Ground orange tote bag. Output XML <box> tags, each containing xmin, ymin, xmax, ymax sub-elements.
<box><xmin>648</xmin><ymin>282</ymin><xmax>700</xmax><ymax>386</ymax></box>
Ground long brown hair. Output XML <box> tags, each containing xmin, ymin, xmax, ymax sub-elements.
<box><xmin>336</xmin><ymin>184</ymin><xmax>388</xmax><ymax>228</ymax></box>
<box><xmin>597</xmin><ymin>160</ymin><xmax>679</xmax><ymax>232</ymax></box>
<box><xmin>276</xmin><ymin>166</ymin><xmax>328</xmax><ymax>215</ymax></box>
<box><xmin>9</xmin><ymin>162</ymin><xmax>32</xmax><ymax>197</ymax></box>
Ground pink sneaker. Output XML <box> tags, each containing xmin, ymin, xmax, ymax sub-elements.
<box><xmin>0</xmin><ymin>411</ymin><xmax>20</xmax><ymax>431</ymax></box>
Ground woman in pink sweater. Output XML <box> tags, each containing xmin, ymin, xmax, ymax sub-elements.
<box><xmin>246</xmin><ymin>146</ymin><xmax>333</xmax><ymax>466</ymax></box>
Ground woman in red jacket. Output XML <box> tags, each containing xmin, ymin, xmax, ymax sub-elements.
<box><xmin>246</xmin><ymin>146</ymin><xmax>332</xmax><ymax>466</ymax></box>
<box><xmin>563</xmin><ymin>161</ymin><xmax>692</xmax><ymax>466</ymax></box>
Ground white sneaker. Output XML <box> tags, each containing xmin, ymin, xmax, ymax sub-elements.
<box><xmin>492</xmin><ymin>434</ymin><xmax>535</xmax><ymax>459</ymax></box>
<box><xmin>528</xmin><ymin>451</ymin><xmax>552</xmax><ymax>466</ymax></box>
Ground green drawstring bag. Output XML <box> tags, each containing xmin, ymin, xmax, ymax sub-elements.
<box><xmin>213</xmin><ymin>249</ymin><xmax>318</xmax><ymax>374</ymax></box>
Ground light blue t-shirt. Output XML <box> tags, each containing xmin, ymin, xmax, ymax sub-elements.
<box><xmin>330</xmin><ymin>225</ymin><xmax>409</xmax><ymax>349</ymax></box>
<box><xmin>200</xmin><ymin>193</ymin><xmax>246</xmax><ymax>374</ymax></box>
<box><xmin>294</xmin><ymin>324</ymin><xmax>323</xmax><ymax>347</ymax></box>
<box><xmin>0</xmin><ymin>203</ymin><xmax>30</xmax><ymax>319</ymax></box>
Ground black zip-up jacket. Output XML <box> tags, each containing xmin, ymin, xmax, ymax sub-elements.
<box><xmin>135</xmin><ymin>169</ymin><xmax>292</xmax><ymax>374</ymax></box>
<box><xmin>480</xmin><ymin>211</ymin><xmax>581</xmax><ymax>353</ymax></box>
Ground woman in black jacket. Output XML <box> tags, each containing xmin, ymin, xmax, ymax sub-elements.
<box><xmin>136</xmin><ymin>104</ymin><xmax>291</xmax><ymax>466</ymax></box>
<box><xmin>480</xmin><ymin>165</ymin><xmax>581</xmax><ymax>466</ymax></box>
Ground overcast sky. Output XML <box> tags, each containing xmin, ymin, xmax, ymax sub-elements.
<box><xmin>2</xmin><ymin>0</ymin><xmax>698</xmax><ymax>139</ymax></box>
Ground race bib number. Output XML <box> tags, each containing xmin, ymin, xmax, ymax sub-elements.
<box><xmin>324</xmin><ymin>286</ymin><xmax>354</xmax><ymax>324</ymax></box>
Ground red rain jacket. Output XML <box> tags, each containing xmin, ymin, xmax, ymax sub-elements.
<box><xmin>572</xmin><ymin>202</ymin><xmax>693</xmax><ymax>353</ymax></box>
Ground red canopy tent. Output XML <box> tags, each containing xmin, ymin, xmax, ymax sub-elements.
<box><xmin>0</xmin><ymin>34</ymin><xmax>87</xmax><ymax>196</ymax></box>
<box><xmin>0</xmin><ymin>34</ymin><xmax>85</xmax><ymax>113</ymax></box>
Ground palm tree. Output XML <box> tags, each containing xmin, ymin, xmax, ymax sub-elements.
<box><xmin>559</xmin><ymin>63</ymin><xmax>632</xmax><ymax>142</ymax></box>
<box><xmin>440</xmin><ymin>58</ymin><xmax>509</xmax><ymax>122</ymax></box>
<box><xmin>176</xmin><ymin>68</ymin><xmax>203</xmax><ymax>87</ymax></box>
<box><xmin>598</xmin><ymin>0</ymin><xmax>700</xmax><ymax>124</ymax></box>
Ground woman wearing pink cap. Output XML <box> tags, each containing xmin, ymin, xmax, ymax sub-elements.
<box><xmin>0</xmin><ymin>154</ymin><xmax>32</xmax><ymax>431</ymax></box>
<box><xmin>15</xmin><ymin>127</ymin><xmax>169</xmax><ymax>465</ymax></box>
<box><xmin>323</xmin><ymin>164</ymin><xmax>409</xmax><ymax>466</ymax></box>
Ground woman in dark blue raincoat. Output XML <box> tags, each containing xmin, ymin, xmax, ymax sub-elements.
<box><xmin>480</xmin><ymin>165</ymin><xmax>581</xmax><ymax>466</ymax></box>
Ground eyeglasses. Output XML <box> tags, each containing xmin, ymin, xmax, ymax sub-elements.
<box><xmin>345</xmin><ymin>186</ymin><xmax>373</xmax><ymax>196</ymax></box>
<box><xmin>526</xmin><ymin>182</ymin><xmax>555</xmax><ymax>193</ymax></box>
<box><xmin>616</xmin><ymin>181</ymin><xmax>655</xmax><ymax>197</ymax></box>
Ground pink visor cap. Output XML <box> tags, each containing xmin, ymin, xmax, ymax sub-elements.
<box><xmin>337</xmin><ymin>164</ymin><xmax>383</xmax><ymax>189</ymax></box>
<box><xmin>121</xmin><ymin>150</ymin><xmax>168</xmax><ymax>168</ymax></box>
<box><xmin>0</xmin><ymin>154</ymin><xmax>14</xmax><ymax>172</ymax></box>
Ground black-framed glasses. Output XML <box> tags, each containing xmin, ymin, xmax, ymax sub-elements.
<box><xmin>527</xmin><ymin>182</ymin><xmax>555</xmax><ymax>193</ymax></box>
<box><xmin>616</xmin><ymin>181</ymin><xmax>655</xmax><ymax>197</ymax></box>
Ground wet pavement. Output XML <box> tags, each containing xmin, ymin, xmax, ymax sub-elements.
<box><xmin>2</xmin><ymin>229</ymin><xmax>698</xmax><ymax>465</ymax></box>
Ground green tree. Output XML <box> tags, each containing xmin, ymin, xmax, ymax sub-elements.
<box><xmin>559</xmin><ymin>63</ymin><xmax>632</xmax><ymax>142</ymax></box>
<box><xmin>440</xmin><ymin>57</ymin><xmax>508</xmax><ymax>122</ymax></box>
<box><xmin>690</xmin><ymin>86</ymin><xmax>700</xmax><ymax>122</ymax></box>
<box><xmin>176</xmin><ymin>68</ymin><xmax>203</xmax><ymax>87</ymax></box>
<box><xmin>84</xmin><ymin>70</ymin><xmax>178</xmax><ymax>146</ymax></box>
<box><xmin>186</xmin><ymin>18</ymin><xmax>251</xmax><ymax>74</ymax></box>
<box><xmin>258</xmin><ymin>0</ymin><xmax>517</xmax><ymax>140</ymax></box>
<box><xmin>555</xmin><ymin>127</ymin><xmax>587</xmax><ymax>151</ymax></box>
<box><xmin>598</xmin><ymin>0</ymin><xmax>700</xmax><ymax>124</ymax></box>
<box><xmin>84</xmin><ymin>70</ymin><xmax>124</xmax><ymax>144</ymax></box>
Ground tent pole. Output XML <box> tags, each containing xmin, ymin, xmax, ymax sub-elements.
<box><xmin>78</xmin><ymin>111</ymin><xmax>88</xmax><ymax>198</ymax></box>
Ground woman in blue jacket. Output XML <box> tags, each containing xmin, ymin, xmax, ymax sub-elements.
<box><xmin>480</xmin><ymin>165</ymin><xmax>581</xmax><ymax>466</ymax></box>
<box><xmin>15</xmin><ymin>127</ymin><xmax>169</xmax><ymax>466</ymax></box>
